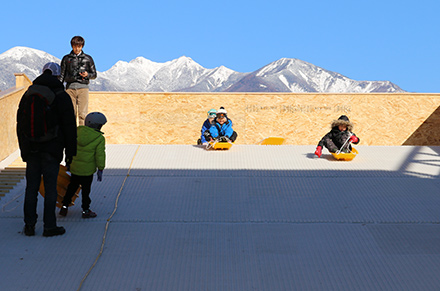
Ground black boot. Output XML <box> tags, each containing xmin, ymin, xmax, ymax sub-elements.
<box><xmin>43</xmin><ymin>226</ymin><xmax>66</xmax><ymax>237</ymax></box>
<box><xmin>23</xmin><ymin>225</ymin><xmax>35</xmax><ymax>236</ymax></box>
<box><xmin>59</xmin><ymin>205</ymin><xmax>68</xmax><ymax>216</ymax></box>
<box><xmin>82</xmin><ymin>209</ymin><xmax>97</xmax><ymax>218</ymax></box>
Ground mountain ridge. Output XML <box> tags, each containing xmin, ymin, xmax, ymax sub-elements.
<box><xmin>0</xmin><ymin>46</ymin><xmax>405</xmax><ymax>93</ymax></box>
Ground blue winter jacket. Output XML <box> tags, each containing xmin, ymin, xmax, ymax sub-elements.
<box><xmin>209</xmin><ymin>119</ymin><xmax>234</xmax><ymax>139</ymax></box>
<box><xmin>200</xmin><ymin>119</ymin><xmax>213</xmax><ymax>143</ymax></box>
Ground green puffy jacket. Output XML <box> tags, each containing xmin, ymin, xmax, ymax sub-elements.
<box><xmin>70</xmin><ymin>126</ymin><xmax>105</xmax><ymax>176</ymax></box>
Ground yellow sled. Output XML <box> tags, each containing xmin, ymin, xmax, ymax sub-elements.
<box><xmin>207</xmin><ymin>141</ymin><xmax>233</xmax><ymax>150</ymax></box>
<box><xmin>39</xmin><ymin>165</ymin><xmax>80</xmax><ymax>208</ymax></box>
<box><xmin>331</xmin><ymin>147</ymin><xmax>358</xmax><ymax>161</ymax></box>
<box><xmin>258</xmin><ymin>136</ymin><xmax>285</xmax><ymax>145</ymax></box>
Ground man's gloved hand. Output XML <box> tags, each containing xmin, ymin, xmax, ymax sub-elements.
<box><xmin>97</xmin><ymin>170</ymin><xmax>103</xmax><ymax>182</ymax></box>
<box><xmin>314</xmin><ymin>146</ymin><xmax>322</xmax><ymax>158</ymax></box>
<box><xmin>349</xmin><ymin>135</ymin><xmax>359</xmax><ymax>143</ymax></box>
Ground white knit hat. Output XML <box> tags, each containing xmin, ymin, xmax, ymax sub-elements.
<box><xmin>217</xmin><ymin>108</ymin><xmax>227</xmax><ymax>115</ymax></box>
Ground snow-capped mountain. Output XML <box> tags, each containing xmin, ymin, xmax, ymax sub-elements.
<box><xmin>92</xmin><ymin>57</ymin><xmax>165</xmax><ymax>91</ymax></box>
<box><xmin>0</xmin><ymin>47</ymin><xmax>60</xmax><ymax>91</ymax></box>
<box><xmin>0</xmin><ymin>47</ymin><xmax>405</xmax><ymax>93</ymax></box>
<box><xmin>225</xmin><ymin>58</ymin><xmax>403</xmax><ymax>93</ymax></box>
<box><xmin>140</xmin><ymin>57</ymin><xmax>248</xmax><ymax>92</ymax></box>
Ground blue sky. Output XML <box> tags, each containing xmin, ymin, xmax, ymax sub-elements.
<box><xmin>2</xmin><ymin>0</ymin><xmax>439</xmax><ymax>92</ymax></box>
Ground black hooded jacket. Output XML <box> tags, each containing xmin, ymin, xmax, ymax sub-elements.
<box><xmin>317</xmin><ymin>116</ymin><xmax>360</xmax><ymax>153</ymax></box>
<box><xmin>17</xmin><ymin>71</ymin><xmax>77</xmax><ymax>163</ymax></box>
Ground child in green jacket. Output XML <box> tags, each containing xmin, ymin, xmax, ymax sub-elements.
<box><xmin>60</xmin><ymin>112</ymin><xmax>107</xmax><ymax>218</ymax></box>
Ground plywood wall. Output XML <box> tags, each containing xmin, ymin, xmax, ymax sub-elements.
<box><xmin>88</xmin><ymin>92</ymin><xmax>440</xmax><ymax>145</ymax></box>
<box><xmin>0</xmin><ymin>74</ymin><xmax>32</xmax><ymax>161</ymax></box>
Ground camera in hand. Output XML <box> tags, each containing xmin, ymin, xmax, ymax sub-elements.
<box><xmin>78</xmin><ymin>66</ymin><xmax>86</xmax><ymax>75</ymax></box>
<box><xmin>73</xmin><ymin>65</ymin><xmax>87</xmax><ymax>79</ymax></box>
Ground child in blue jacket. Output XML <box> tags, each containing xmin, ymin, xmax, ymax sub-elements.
<box><xmin>197</xmin><ymin>109</ymin><xmax>217</xmax><ymax>145</ymax></box>
<box><xmin>209</xmin><ymin>108</ymin><xmax>237</xmax><ymax>142</ymax></box>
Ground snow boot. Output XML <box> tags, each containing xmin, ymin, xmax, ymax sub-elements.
<box><xmin>59</xmin><ymin>206</ymin><xmax>68</xmax><ymax>216</ymax></box>
<box><xmin>82</xmin><ymin>209</ymin><xmax>97</xmax><ymax>218</ymax></box>
<box><xmin>43</xmin><ymin>226</ymin><xmax>66</xmax><ymax>237</ymax></box>
<box><xmin>24</xmin><ymin>225</ymin><xmax>35</xmax><ymax>236</ymax></box>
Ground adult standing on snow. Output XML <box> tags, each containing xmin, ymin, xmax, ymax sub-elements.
<box><xmin>60</xmin><ymin>36</ymin><xmax>97</xmax><ymax>126</ymax></box>
<box><xmin>17</xmin><ymin>62</ymin><xmax>77</xmax><ymax>237</ymax></box>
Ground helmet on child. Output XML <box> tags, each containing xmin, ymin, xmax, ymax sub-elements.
<box><xmin>207</xmin><ymin>109</ymin><xmax>217</xmax><ymax>118</ymax></box>
<box><xmin>85</xmin><ymin>112</ymin><xmax>107</xmax><ymax>130</ymax></box>
<box><xmin>42</xmin><ymin>62</ymin><xmax>61</xmax><ymax>76</ymax></box>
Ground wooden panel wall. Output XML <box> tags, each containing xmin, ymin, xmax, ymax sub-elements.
<box><xmin>0</xmin><ymin>74</ymin><xmax>31</xmax><ymax>162</ymax></box>
<box><xmin>88</xmin><ymin>92</ymin><xmax>440</xmax><ymax>146</ymax></box>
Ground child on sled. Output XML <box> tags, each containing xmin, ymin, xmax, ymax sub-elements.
<box><xmin>314</xmin><ymin>115</ymin><xmax>359</xmax><ymax>158</ymax></box>
<box><xmin>208</xmin><ymin>108</ymin><xmax>238</xmax><ymax>143</ymax></box>
<box><xmin>197</xmin><ymin>109</ymin><xmax>217</xmax><ymax>145</ymax></box>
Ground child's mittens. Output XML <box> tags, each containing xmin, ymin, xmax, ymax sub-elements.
<box><xmin>97</xmin><ymin>170</ymin><xmax>103</xmax><ymax>182</ymax></box>
<box><xmin>314</xmin><ymin>146</ymin><xmax>322</xmax><ymax>158</ymax></box>
<box><xmin>349</xmin><ymin>135</ymin><xmax>359</xmax><ymax>143</ymax></box>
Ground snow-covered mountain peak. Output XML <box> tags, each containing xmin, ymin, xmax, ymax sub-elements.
<box><xmin>215</xmin><ymin>65</ymin><xmax>234</xmax><ymax>73</ymax></box>
<box><xmin>0</xmin><ymin>46</ymin><xmax>57</xmax><ymax>62</ymax></box>
<box><xmin>167</xmin><ymin>56</ymin><xmax>203</xmax><ymax>70</ymax></box>
<box><xmin>130</xmin><ymin>56</ymin><xmax>161</xmax><ymax>67</ymax></box>
<box><xmin>207</xmin><ymin>65</ymin><xmax>236</xmax><ymax>80</ymax></box>
<box><xmin>256</xmin><ymin>58</ymin><xmax>292</xmax><ymax>76</ymax></box>
<box><xmin>256</xmin><ymin>58</ymin><xmax>318</xmax><ymax>77</ymax></box>
<box><xmin>0</xmin><ymin>46</ymin><xmax>405</xmax><ymax>93</ymax></box>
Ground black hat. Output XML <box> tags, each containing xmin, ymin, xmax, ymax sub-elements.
<box><xmin>338</xmin><ymin>115</ymin><xmax>350</xmax><ymax>122</ymax></box>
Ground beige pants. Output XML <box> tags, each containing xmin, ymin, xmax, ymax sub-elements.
<box><xmin>66</xmin><ymin>88</ymin><xmax>89</xmax><ymax>126</ymax></box>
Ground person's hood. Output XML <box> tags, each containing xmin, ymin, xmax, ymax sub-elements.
<box><xmin>331</xmin><ymin>116</ymin><xmax>353</xmax><ymax>131</ymax></box>
<box><xmin>32</xmin><ymin>71</ymin><xmax>64</xmax><ymax>90</ymax></box>
<box><xmin>77</xmin><ymin>126</ymin><xmax>103</xmax><ymax>147</ymax></box>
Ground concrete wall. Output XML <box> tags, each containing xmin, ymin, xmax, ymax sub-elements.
<box><xmin>1</xmin><ymin>73</ymin><xmax>440</xmax><ymax>162</ymax></box>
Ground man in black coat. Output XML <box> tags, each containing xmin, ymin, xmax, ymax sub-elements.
<box><xmin>17</xmin><ymin>62</ymin><xmax>77</xmax><ymax>236</ymax></box>
<box><xmin>60</xmin><ymin>35</ymin><xmax>97</xmax><ymax>126</ymax></box>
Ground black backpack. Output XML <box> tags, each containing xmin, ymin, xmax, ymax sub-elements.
<box><xmin>17</xmin><ymin>84</ymin><xmax>60</xmax><ymax>142</ymax></box>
